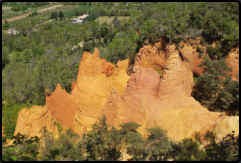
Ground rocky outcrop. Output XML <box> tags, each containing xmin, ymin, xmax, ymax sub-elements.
<box><xmin>134</xmin><ymin>37</ymin><xmax>239</xmax><ymax>78</ymax></box>
<box><xmin>72</xmin><ymin>48</ymin><xmax>130</xmax><ymax>135</ymax></box>
<box><xmin>71</xmin><ymin>81</ymin><xmax>76</xmax><ymax>91</ymax></box>
<box><xmin>103</xmin><ymin>52</ymin><xmax>239</xmax><ymax>141</ymax></box>
<box><xmin>46</xmin><ymin>84</ymin><xmax>78</xmax><ymax>129</ymax></box>
<box><xmin>14</xmin><ymin>105</ymin><xmax>58</xmax><ymax>139</ymax></box>
<box><xmin>13</xmin><ymin>42</ymin><xmax>239</xmax><ymax>145</ymax></box>
<box><xmin>101</xmin><ymin>59</ymin><xmax>115</xmax><ymax>76</ymax></box>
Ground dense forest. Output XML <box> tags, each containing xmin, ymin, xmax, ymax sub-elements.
<box><xmin>2</xmin><ymin>2</ymin><xmax>239</xmax><ymax>161</ymax></box>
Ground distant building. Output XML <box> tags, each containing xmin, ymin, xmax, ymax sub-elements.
<box><xmin>72</xmin><ymin>14</ymin><xmax>89</xmax><ymax>24</ymax></box>
<box><xmin>114</xmin><ymin>2</ymin><xmax>119</xmax><ymax>6</ymax></box>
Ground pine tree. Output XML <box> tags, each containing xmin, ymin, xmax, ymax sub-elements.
<box><xmin>193</xmin><ymin>56</ymin><xmax>233</xmax><ymax>111</ymax></box>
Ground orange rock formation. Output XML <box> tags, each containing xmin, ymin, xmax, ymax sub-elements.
<box><xmin>134</xmin><ymin>37</ymin><xmax>239</xmax><ymax>79</ymax></box>
<box><xmin>14</xmin><ymin>105</ymin><xmax>59</xmax><ymax>139</ymax></box>
<box><xmin>103</xmin><ymin>52</ymin><xmax>238</xmax><ymax>141</ymax></box>
<box><xmin>13</xmin><ymin>41</ymin><xmax>239</xmax><ymax>144</ymax></box>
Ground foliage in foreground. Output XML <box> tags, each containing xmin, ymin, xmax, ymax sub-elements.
<box><xmin>2</xmin><ymin>115</ymin><xmax>239</xmax><ymax>161</ymax></box>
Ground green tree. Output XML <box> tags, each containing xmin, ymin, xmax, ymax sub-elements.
<box><xmin>22</xmin><ymin>49</ymin><xmax>33</xmax><ymax>63</ymax></box>
<box><xmin>107</xmin><ymin>30</ymin><xmax>137</xmax><ymax>64</ymax></box>
<box><xmin>83</xmin><ymin>41</ymin><xmax>93</xmax><ymax>52</ymax></box>
<box><xmin>112</xmin><ymin>16</ymin><xmax>120</xmax><ymax>29</ymax></box>
<box><xmin>81</xmin><ymin>115</ymin><xmax>110</xmax><ymax>161</ymax></box>
<box><xmin>193</xmin><ymin>56</ymin><xmax>233</xmax><ymax>111</ymax></box>
<box><xmin>2</xmin><ymin>46</ymin><xmax>10</xmax><ymax>69</ymax></box>
<box><xmin>189</xmin><ymin>6</ymin><xmax>207</xmax><ymax>29</ymax></box>
<box><xmin>51</xmin><ymin>12</ymin><xmax>58</xmax><ymax>20</ymax></box>
<box><xmin>100</xmin><ymin>21</ymin><xmax>109</xmax><ymax>38</ymax></box>
<box><xmin>58</xmin><ymin>11</ymin><xmax>64</xmax><ymax>20</ymax></box>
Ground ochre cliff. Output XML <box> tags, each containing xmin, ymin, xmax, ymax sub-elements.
<box><xmin>13</xmin><ymin>40</ymin><xmax>239</xmax><ymax>145</ymax></box>
<box><xmin>134</xmin><ymin>37</ymin><xmax>239</xmax><ymax>79</ymax></box>
<box><xmin>103</xmin><ymin>52</ymin><xmax>238</xmax><ymax>141</ymax></box>
<box><xmin>72</xmin><ymin>48</ymin><xmax>130</xmax><ymax>135</ymax></box>
<box><xmin>14</xmin><ymin>105</ymin><xmax>59</xmax><ymax>139</ymax></box>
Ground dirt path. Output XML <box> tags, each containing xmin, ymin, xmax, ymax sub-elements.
<box><xmin>2</xmin><ymin>5</ymin><xmax>63</xmax><ymax>24</ymax></box>
<box><xmin>2</xmin><ymin>6</ymin><xmax>12</xmax><ymax>10</ymax></box>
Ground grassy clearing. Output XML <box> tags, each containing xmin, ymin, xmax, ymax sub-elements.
<box><xmin>64</xmin><ymin>6</ymin><xmax>93</xmax><ymax>18</ymax></box>
<box><xmin>96</xmin><ymin>16</ymin><xmax>130</xmax><ymax>24</ymax></box>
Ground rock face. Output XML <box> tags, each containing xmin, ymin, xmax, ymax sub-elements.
<box><xmin>46</xmin><ymin>84</ymin><xmax>78</xmax><ymax>129</ymax></box>
<box><xmin>72</xmin><ymin>48</ymin><xmax>130</xmax><ymax>135</ymax></box>
<box><xmin>101</xmin><ymin>59</ymin><xmax>115</xmax><ymax>76</ymax></box>
<box><xmin>103</xmin><ymin>52</ymin><xmax>238</xmax><ymax>141</ymax></box>
<box><xmin>14</xmin><ymin>105</ymin><xmax>58</xmax><ymax>139</ymax></box>
<box><xmin>134</xmin><ymin>37</ymin><xmax>239</xmax><ymax>79</ymax></box>
<box><xmin>13</xmin><ymin>42</ymin><xmax>239</xmax><ymax>145</ymax></box>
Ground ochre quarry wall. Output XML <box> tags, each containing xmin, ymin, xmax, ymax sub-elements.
<box><xmin>103</xmin><ymin>52</ymin><xmax>239</xmax><ymax>141</ymax></box>
<box><xmin>14</xmin><ymin>105</ymin><xmax>59</xmax><ymax>139</ymax></box>
<box><xmin>13</xmin><ymin>39</ymin><xmax>239</xmax><ymax>145</ymax></box>
<box><xmin>134</xmin><ymin>37</ymin><xmax>239</xmax><ymax>79</ymax></box>
<box><xmin>72</xmin><ymin>48</ymin><xmax>130</xmax><ymax>135</ymax></box>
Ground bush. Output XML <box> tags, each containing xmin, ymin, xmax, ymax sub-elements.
<box><xmin>200</xmin><ymin>38</ymin><xmax>206</xmax><ymax>45</ymax></box>
<box><xmin>2</xmin><ymin>23</ymin><xmax>9</xmax><ymax>30</ymax></box>
<box><xmin>83</xmin><ymin>41</ymin><xmax>93</xmax><ymax>52</ymax></box>
<box><xmin>196</xmin><ymin>46</ymin><xmax>202</xmax><ymax>52</ymax></box>
<box><xmin>156</xmin><ymin>67</ymin><xmax>162</xmax><ymax>77</ymax></box>
<box><xmin>29</xmin><ymin>11</ymin><xmax>38</xmax><ymax>17</ymax></box>
<box><xmin>206</xmin><ymin>45</ymin><xmax>222</xmax><ymax>59</ymax></box>
<box><xmin>56</xmin><ymin>121</ymin><xmax>63</xmax><ymax>134</ymax></box>
<box><xmin>198</xmin><ymin>52</ymin><xmax>203</xmax><ymax>58</ymax></box>
<box><xmin>4</xmin><ymin>119</ymin><xmax>16</xmax><ymax>139</ymax></box>
<box><xmin>51</xmin><ymin>12</ymin><xmax>58</xmax><ymax>20</ymax></box>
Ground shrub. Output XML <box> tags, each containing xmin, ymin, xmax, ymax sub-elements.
<box><xmin>198</xmin><ymin>52</ymin><xmax>203</xmax><ymax>58</ymax></box>
<box><xmin>200</xmin><ymin>38</ymin><xmax>206</xmax><ymax>45</ymax></box>
<box><xmin>2</xmin><ymin>23</ymin><xmax>9</xmax><ymax>30</ymax></box>
<box><xmin>4</xmin><ymin>119</ymin><xmax>16</xmax><ymax>139</ymax></box>
<box><xmin>56</xmin><ymin>121</ymin><xmax>63</xmax><ymax>134</ymax></box>
<box><xmin>29</xmin><ymin>11</ymin><xmax>38</xmax><ymax>17</ymax></box>
<box><xmin>196</xmin><ymin>46</ymin><xmax>202</xmax><ymax>52</ymax></box>
<box><xmin>206</xmin><ymin>45</ymin><xmax>221</xmax><ymax>59</ymax></box>
<box><xmin>173</xmin><ymin>36</ymin><xmax>182</xmax><ymax>44</ymax></box>
<box><xmin>156</xmin><ymin>67</ymin><xmax>162</xmax><ymax>77</ymax></box>
<box><xmin>51</xmin><ymin>12</ymin><xmax>58</xmax><ymax>20</ymax></box>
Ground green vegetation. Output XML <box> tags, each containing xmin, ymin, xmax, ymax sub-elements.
<box><xmin>58</xmin><ymin>11</ymin><xmax>64</xmax><ymax>20</ymax></box>
<box><xmin>2</xmin><ymin>101</ymin><xmax>35</xmax><ymax>139</ymax></box>
<box><xmin>1</xmin><ymin>3</ymin><xmax>239</xmax><ymax>160</ymax></box>
<box><xmin>2</xmin><ymin>20</ymin><xmax>10</xmax><ymax>30</ymax></box>
<box><xmin>28</xmin><ymin>11</ymin><xmax>38</xmax><ymax>17</ymax></box>
<box><xmin>83</xmin><ymin>12</ymin><xmax>99</xmax><ymax>22</ymax></box>
<box><xmin>2</xmin><ymin>115</ymin><xmax>239</xmax><ymax>161</ymax></box>
<box><xmin>156</xmin><ymin>67</ymin><xmax>163</xmax><ymax>77</ymax></box>
<box><xmin>96</xmin><ymin>16</ymin><xmax>130</xmax><ymax>25</ymax></box>
<box><xmin>64</xmin><ymin>6</ymin><xmax>93</xmax><ymax>18</ymax></box>
<box><xmin>55</xmin><ymin>121</ymin><xmax>63</xmax><ymax>134</ymax></box>
<box><xmin>192</xmin><ymin>56</ymin><xmax>239</xmax><ymax>113</ymax></box>
<box><xmin>10</xmin><ymin>5</ymin><xmax>29</xmax><ymax>12</ymax></box>
<box><xmin>2</xmin><ymin>1</ymin><xmax>239</xmax><ymax>114</ymax></box>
